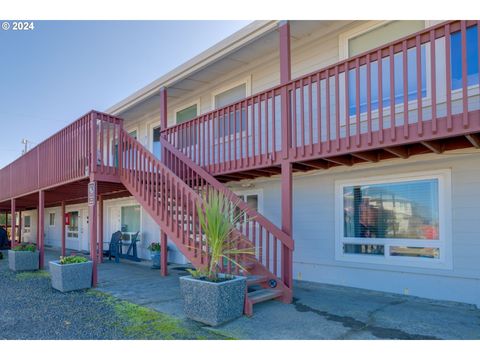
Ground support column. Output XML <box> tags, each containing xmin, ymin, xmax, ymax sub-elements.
<box><xmin>88</xmin><ymin>181</ymin><xmax>98</xmax><ymax>286</ymax></box>
<box><xmin>281</xmin><ymin>161</ymin><xmax>293</xmax><ymax>291</ymax></box>
<box><xmin>38</xmin><ymin>191</ymin><xmax>45</xmax><ymax>269</ymax></box>
<box><xmin>61</xmin><ymin>201</ymin><xmax>66</xmax><ymax>257</ymax></box>
<box><xmin>10</xmin><ymin>199</ymin><xmax>16</xmax><ymax>247</ymax></box>
<box><xmin>160</xmin><ymin>86</ymin><xmax>169</xmax><ymax>276</ymax></box>
<box><xmin>18</xmin><ymin>210</ymin><xmax>22</xmax><ymax>244</ymax></box>
<box><xmin>98</xmin><ymin>195</ymin><xmax>104</xmax><ymax>263</ymax></box>
<box><xmin>279</xmin><ymin>20</ymin><xmax>293</xmax><ymax>301</ymax></box>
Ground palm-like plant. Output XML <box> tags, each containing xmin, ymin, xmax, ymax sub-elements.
<box><xmin>193</xmin><ymin>190</ymin><xmax>255</xmax><ymax>281</ymax></box>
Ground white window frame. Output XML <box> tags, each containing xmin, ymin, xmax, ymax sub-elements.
<box><xmin>334</xmin><ymin>169</ymin><xmax>452</xmax><ymax>269</ymax></box>
<box><xmin>174</xmin><ymin>99</ymin><xmax>200</xmax><ymax>124</ymax></box>
<box><xmin>66</xmin><ymin>210</ymin><xmax>80</xmax><ymax>239</ymax></box>
<box><xmin>235</xmin><ymin>188</ymin><xmax>264</xmax><ymax>214</ymax></box>
<box><xmin>120</xmin><ymin>203</ymin><xmax>142</xmax><ymax>240</ymax></box>
<box><xmin>49</xmin><ymin>212</ymin><xmax>56</xmax><ymax>227</ymax></box>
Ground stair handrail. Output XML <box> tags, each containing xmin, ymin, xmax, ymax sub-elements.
<box><xmin>160</xmin><ymin>136</ymin><xmax>294</xmax><ymax>251</ymax></box>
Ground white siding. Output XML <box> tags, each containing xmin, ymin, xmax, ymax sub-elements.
<box><xmin>228</xmin><ymin>152</ymin><xmax>480</xmax><ymax>306</ymax></box>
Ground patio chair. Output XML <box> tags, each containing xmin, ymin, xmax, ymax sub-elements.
<box><xmin>108</xmin><ymin>231</ymin><xmax>123</xmax><ymax>263</ymax></box>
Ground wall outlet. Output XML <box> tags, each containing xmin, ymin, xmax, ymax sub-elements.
<box><xmin>403</xmin><ymin>288</ymin><xmax>409</xmax><ymax>295</ymax></box>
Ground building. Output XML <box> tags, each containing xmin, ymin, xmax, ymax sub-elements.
<box><xmin>1</xmin><ymin>20</ymin><xmax>479</xmax><ymax>314</ymax></box>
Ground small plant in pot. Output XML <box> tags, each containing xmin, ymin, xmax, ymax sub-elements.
<box><xmin>49</xmin><ymin>255</ymin><xmax>93</xmax><ymax>292</ymax></box>
<box><xmin>179</xmin><ymin>190</ymin><xmax>254</xmax><ymax>327</ymax></box>
<box><xmin>8</xmin><ymin>243</ymin><xmax>39</xmax><ymax>271</ymax></box>
<box><xmin>148</xmin><ymin>242</ymin><xmax>161</xmax><ymax>269</ymax></box>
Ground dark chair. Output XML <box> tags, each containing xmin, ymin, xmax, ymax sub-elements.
<box><xmin>108</xmin><ymin>231</ymin><xmax>141</xmax><ymax>263</ymax></box>
<box><xmin>108</xmin><ymin>231</ymin><xmax>123</xmax><ymax>263</ymax></box>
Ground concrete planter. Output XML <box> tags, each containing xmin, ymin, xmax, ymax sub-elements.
<box><xmin>49</xmin><ymin>260</ymin><xmax>93</xmax><ymax>292</ymax></box>
<box><xmin>180</xmin><ymin>274</ymin><xmax>246</xmax><ymax>326</ymax></box>
<box><xmin>8</xmin><ymin>250</ymin><xmax>39</xmax><ymax>271</ymax></box>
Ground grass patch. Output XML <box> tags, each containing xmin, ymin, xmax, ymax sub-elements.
<box><xmin>15</xmin><ymin>270</ymin><xmax>50</xmax><ymax>281</ymax></box>
<box><xmin>87</xmin><ymin>290</ymin><xmax>230</xmax><ymax>340</ymax></box>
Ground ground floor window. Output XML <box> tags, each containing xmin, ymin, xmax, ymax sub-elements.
<box><xmin>49</xmin><ymin>213</ymin><xmax>55</xmax><ymax>227</ymax></box>
<box><xmin>234</xmin><ymin>191</ymin><xmax>261</xmax><ymax>224</ymax></box>
<box><xmin>24</xmin><ymin>215</ymin><xmax>31</xmax><ymax>234</ymax></box>
<box><xmin>335</xmin><ymin>170</ymin><xmax>451</xmax><ymax>268</ymax></box>
<box><xmin>121</xmin><ymin>205</ymin><xmax>140</xmax><ymax>233</ymax></box>
<box><xmin>67</xmin><ymin>211</ymin><xmax>79</xmax><ymax>238</ymax></box>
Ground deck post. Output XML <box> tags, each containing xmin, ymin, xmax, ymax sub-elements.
<box><xmin>160</xmin><ymin>86</ymin><xmax>169</xmax><ymax>276</ymax></box>
<box><xmin>10</xmin><ymin>199</ymin><xmax>16</xmax><ymax>247</ymax></box>
<box><xmin>38</xmin><ymin>191</ymin><xmax>45</xmax><ymax>269</ymax></box>
<box><xmin>88</xmin><ymin>180</ymin><xmax>98</xmax><ymax>286</ymax></box>
<box><xmin>98</xmin><ymin>195</ymin><xmax>104</xmax><ymax>263</ymax></box>
<box><xmin>279</xmin><ymin>20</ymin><xmax>293</xmax><ymax>301</ymax></box>
<box><xmin>18</xmin><ymin>210</ymin><xmax>22</xmax><ymax>244</ymax></box>
<box><xmin>61</xmin><ymin>201</ymin><xmax>66</xmax><ymax>257</ymax></box>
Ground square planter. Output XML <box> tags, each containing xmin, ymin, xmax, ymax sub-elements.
<box><xmin>180</xmin><ymin>274</ymin><xmax>246</xmax><ymax>326</ymax></box>
<box><xmin>49</xmin><ymin>260</ymin><xmax>93</xmax><ymax>292</ymax></box>
<box><xmin>8</xmin><ymin>250</ymin><xmax>39</xmax><ymax>271</ymax></box>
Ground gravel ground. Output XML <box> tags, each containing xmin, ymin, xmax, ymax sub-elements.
<box><xmin>0</xmin><ymin>251</ymin><xmax>229</xmax><ymax>340</ymax></box>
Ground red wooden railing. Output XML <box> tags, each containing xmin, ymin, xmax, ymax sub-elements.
<box><xmin>163</xmin><ymin>20</ymin><xmax>480</xmax><ymax>173</ymax></box>
<box><xmin>118</xmin><ymin>129</ymin><xmax>294</xmax><ymax>296</ymax></box>
<box><xmin>0</xmin><ymin>111</ymin><xmax>123</xmax><ymax>202</ymax></box>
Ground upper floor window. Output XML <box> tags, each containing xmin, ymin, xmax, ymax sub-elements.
<box><xmin>346</xmin><ymin>21</ymin><xmax>425</xmax><ymax>58</ymax></box>
<box><xmin>214</xmin><ymin>83</ymin><xmax>247</xmax><ymax>109</ymax></box>
<box><xmin>129</xmin><ymin>129</ymin><xmax>137</xmax><ymax>139</ymax></box>
<box><xmin>335</xmin><ymin>170</ymin><xmax>451</xmax><ymax>269</ymax></box>
<box><xmin>176</xmin><ymin>103</ymin><xmax>198</xmax><ymax>124</ymax></box>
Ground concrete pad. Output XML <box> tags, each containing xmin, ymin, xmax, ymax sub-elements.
<box><xmin>43</xmin><ymin>248</ymin><xmax>480</xmax><ymax>340</ymax></box>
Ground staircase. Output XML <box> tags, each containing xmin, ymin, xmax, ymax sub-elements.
<box><xmin>118</xmin><ymin>129</ymin><xmax>294</xmax><ymax>315</ymax></box>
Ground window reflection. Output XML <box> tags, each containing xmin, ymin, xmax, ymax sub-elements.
<box><xmin>343</xmin><ymin>179</ymin><xmax>439</xmax><ymax>240</ymax></box>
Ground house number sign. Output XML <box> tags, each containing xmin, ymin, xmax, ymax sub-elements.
<box><xmin>88</xmin><ymin>181</ymin><xmax>97</xmax><ymax>207</ymax></box>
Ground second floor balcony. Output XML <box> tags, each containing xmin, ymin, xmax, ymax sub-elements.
<box><xmin>1</xmin><ymin>20</ymin><xmax>479</xmax><ymax>203</ymax></box>
<box><xmin>162</xmin><ymin>20</ymin><xmax>480</xmax><ymax>179</ymax></box>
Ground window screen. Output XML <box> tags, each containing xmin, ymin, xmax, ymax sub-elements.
<box><xmin>348</xmin><ymin>21</ymin><xmax>425</xmax><ymax>57</ymax></box>
<box><xmin>214</xmin><ymin>83</ymin><xmax>247</xmax><ymax>109</ymax></box>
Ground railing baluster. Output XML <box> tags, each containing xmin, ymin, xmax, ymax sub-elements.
<box><xmin>292</xmin><ymin>83</ymin><xmax>298</xmax><ymax>157</ymax></box>
<box><xmin>403</xmin><ymin>40</ymin><xmax>409</xmax><ymax>139</ymax></box>
<box><xmin>389</xmin><ymin>45</ymin><xmax>396</xmax><ymax>140</ymax></box>
<box><xmin>445</xmin><ymin>24</ymin><xmax>452</xmax><ymax>131</ymax></box>
<box><xmin>461</xmin><ymin>20</ymin><xmax>468</xmax><ymax>127</ymax></box>
<box><xmin>300</xmin><ymin>79</ymin><xmax>305</xmax><ymax>156</ymax></box>
<box><xmin>317</xmin><ymin>72</ymin><xmax>323</xmax><ymax>153</ymax></box>
<box><xmin>366</xmin><ymin>54</ymin><xmax>372</xmax><ymax>145</ymax></box>
<box><xmin>335</xmin><ymin>66</ymin><xmax>341</xmax><ymax>149</ymax></box>
<box><xmin>430</xmin><ymin>29</ymin><xmax>437</xmax><ymax>133</ymax></box>
<box><xmin>416</xmin><ymin>34</ymin><xmax>424</xmax><ymax>135</ymax></box>
<box><xmin>327</xmin><ymin>69</ymin><xmax>332</xmax><ymax>151</ymax></box>
<box><xmin>377</xmin><ymin>50</ymin><xmax>384</xmax><ymax>143</ymax></box>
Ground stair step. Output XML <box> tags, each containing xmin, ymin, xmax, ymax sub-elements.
<box><xmin>246</xmin><ymin>275</ymin><xmax>267</xmax><ymax>286</ymax></box>
<box><xmin>247</xmin><ymin>288</ymin><xmax>283</xmax><ymax>305</ymax></box>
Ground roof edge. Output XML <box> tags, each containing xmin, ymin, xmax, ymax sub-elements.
<box><xmin>106</xmin><ymin>20</ymin><xmax>279</xmax><ymax>116</ymax></box>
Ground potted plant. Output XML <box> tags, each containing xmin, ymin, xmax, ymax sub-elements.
<box><xmin>148</xmin><ymin>242</ymin><xmax>162</xmax><ymax>269</ymax></box>
<box><xmin>8</xmin><ymin>243</ymin><xmax>39</xmax><ymax>271</ymax></box>
<box><xmin>49</xmin><ymin>255</ymin><xmax>92</xmax><ymax>292</ymax></box>
<box><xmin>179</xmin><ymin>190</ymin><xmax>254</xmax><ymax>326</ymax></box>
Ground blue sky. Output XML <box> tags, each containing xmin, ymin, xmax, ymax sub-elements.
<box><xmin>0</xmin><ymin>20</ymin><xmax>250</xmax><ymax>168</ymax></box>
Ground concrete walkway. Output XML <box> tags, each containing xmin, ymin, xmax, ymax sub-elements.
<box><xmin>45</xmin><ymin>248</ymin><xmax>480</xmax><ymax>340</ymax></box>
